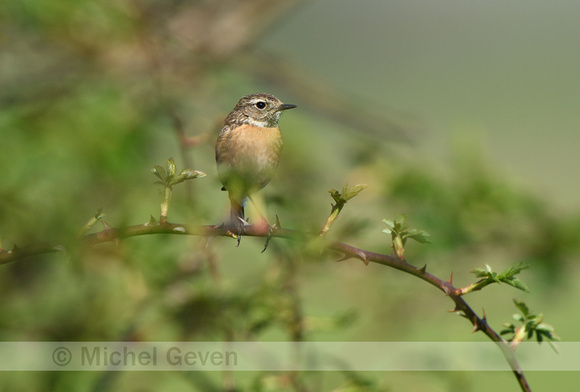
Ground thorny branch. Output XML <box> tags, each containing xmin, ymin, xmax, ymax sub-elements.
<box><xmin>0</xmin><ymin>220</ymin><xmax>530</xmax><ymax>391</ymax></box>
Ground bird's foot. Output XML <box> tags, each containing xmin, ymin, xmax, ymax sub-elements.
<box><xmin>224</xmin><ymin>216</ymin><xmax>248</xmax><ymax>246</ymax></box>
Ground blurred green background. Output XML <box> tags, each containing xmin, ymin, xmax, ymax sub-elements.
<box><xmin>1</xmin><ymin>1</ymin><xmax>579</xmax><ymax>391</ymax></box>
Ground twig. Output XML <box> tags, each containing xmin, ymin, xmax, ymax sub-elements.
<box><xmin>0</xmin><ymin>222</ymin><xmax>530</xmax><ymax>391</ymax></box>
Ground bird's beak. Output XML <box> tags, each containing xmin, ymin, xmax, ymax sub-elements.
<box><xmin>278</xmin><ymin>103</ymin><xmax>297</xmax><ymax>111</ymax></box>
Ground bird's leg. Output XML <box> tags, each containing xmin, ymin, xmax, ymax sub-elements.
<box><xmin>233</xmin><ymin>216</ymin><xmax>248</xmax><ymax>247</ymax></box>
<box><xmin>226</xmin><ymin>197</ymin><xmax>248</xmax><ymax>246</ymax></box>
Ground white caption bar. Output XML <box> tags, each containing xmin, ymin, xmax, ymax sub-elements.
<box><xmin>0</xmin><ymin>342</ymin><xmax>573</xmax><ymax>371</ymax></box>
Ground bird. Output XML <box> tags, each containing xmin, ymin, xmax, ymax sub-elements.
<box><xmin>215</xmin><ymin>93</ymin><xmax>296</xmax><ymax>238</ymax></box>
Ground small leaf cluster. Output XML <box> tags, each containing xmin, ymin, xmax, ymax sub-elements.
<box><xmin>320</xmin><ymin>184</ymin><xmax>367</xmax><ymax>237</ymax></box>
<box><xmin>328</xmin><ymin>183</ymin><xmax>367</xmax><ymax>206</ymax></box>
<box><xmin>383</xmin><ymin>214</ymin><xmax>430</xmax><ymax>260</ymax></box>
<box><xmin>467</xmin><ymin>262</ymin><xmax>530</xmax><ymax>293</ymax></box>
<box><xmin>152</xmin><ymin>157</ymin><xmax>206</xmax><ymax>188</ymax></box>
<box><xmin>501</xmin><ymin>299</ymin><xmax>560</xmax><ymax>351</ymax></box>
<box><xmin>152</xmin><ymin>158</ymin><xmax>206</xmax><ymax>223</ymax></box>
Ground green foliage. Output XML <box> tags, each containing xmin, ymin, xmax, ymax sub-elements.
<box><xmin>383</xmin><ymin>214</ymin><xmax>430</xmax><ymax>259</ymax></box>
<box><xmin>1</xmin><ymin>2</ymin><xmax>578</xmax><ymax>391</ymax></box>
<box><xmin>152</xmin><ymin>158</ymin><xmax>206</xmax><ymax>189</ymax></box>
<box><xmin>501</xmin><ymin>299</ymin><xmax>560</xmax><ymax>352</ymax></box>
<box><xmin>151</xmin><ymin>158</ymin><xmax>205</xmax><ymax>223</ymax></box>
<box><xmin>463</xmin><ymin>262</ymin><xmax>530</xmax><ymax>294</ymax></box>
<box><xmin>382</xmin><ymin>148</ymin><xmax>580</xmax><ymax>280</ymax></box>
<box><xmin>320</xmin><ymin>183</ymin><xmax>367</xmax><ymax>237</ymax></box>
<box><xmin>329</xmin><ymin>183</ymin><xmax>368</xmax><ymax>205</ymax></box>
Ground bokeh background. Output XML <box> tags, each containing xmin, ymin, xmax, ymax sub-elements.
<box><xmin>1</xmin><ymin>0</ymin><xmax>579</xmax><ymax>391</ymax></box>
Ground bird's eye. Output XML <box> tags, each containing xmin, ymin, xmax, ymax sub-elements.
<box><xmin>255</xmin><ymin>101</ymin><xmax>266</xmax><ymax>109</ymax></box>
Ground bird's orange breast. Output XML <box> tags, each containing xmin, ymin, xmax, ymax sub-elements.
<box><xmin>217</xmin><ymin>124</ymin><xmax>282</xmax><ymax>167</ymax></box>
<box><xmin>216</xmin><ymin>123</ymin><xmax>283</xmax><ymax>193</ymax></box>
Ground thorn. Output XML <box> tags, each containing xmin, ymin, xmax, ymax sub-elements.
<box><xmin>336</xmin><ymin>251</ymin><xmax>368</xmax><ymax>264</ymax></box>
<box><xmin>442</xmin><ymin>285</ymin><xmax>455</xmax><ymax>296</ymax></box>
<box><xmin>452</xmin><ymin>309</ymin><xmax>469</xmax><ymax>319</ymax></box>
<box><xmin>261</xmin><ymin>224</ymin><xmax>275</xmax><ymax>253</ymax></box>
<box><xmin>472</xmin><ymin>323</ymin><xmax>481</xmax><ymax>333</ymax></box>
<box><xmin>448</xmin><ymin>307</ymin><xmax>460</xmax><ymax>313</ymax></box>
<box><xmin>146</xmin><ymin>215</ymin><xmax>158</xmax><ymax>226</ymax></box>
<box><xmin>418</xmin><ymin>264</ymin><xmax>427</xmax><ymax>273</ymax></box>
<box><xmin>336</xmin><ymin>254</ymin><xmax>353</xmax><ymax>262</ymax></box>
<box><xmin>358</xmin><ymin>251</ymin><xmax>368</xmax><ymax>265</ymax></box>
<box><xmin>274</xmin><ymin>214</ymin><xmax>281</xmax><ymax>229</ymax></box>
<box><xmin>448</xmin><ymin>272</ymin><xmax>453</xmax><ymax>284</ymax></box>
<box><xmin>482</xmin><ymin>308</ymin><xmax>487</xmax><ymax>322</ymax></box>
<box><xmin>100</xmin><ymin>220</ymin><xmax>113</xmax><ymax>230</ymax></box>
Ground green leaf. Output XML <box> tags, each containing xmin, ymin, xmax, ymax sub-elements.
<box><xmin>513</xmin><ymin>314</ymin><xmax>525</xmax><ymax>323</ymax></box>
<box><xmin>343</xmin><ymin>183</ymin><xmax>367</xmax><ymax>201</ymax></box>
<box><xmin>503</xmin><ymin>300</ymin><xmax>560</xmax><ymax>352</ymax></box>
<box><xmin>173</xmin><ymin>169</ymin><xmax>207</xmax><ymax>185</ymax></box>
<box><xmin>382</xmin><ymin>219</ymin><xmax>395</xmax><ymax>230</ymax></box>
<box><xmin>166</xmin><ymin>157</ymin><xmax>177</xmax><ymax>177</ymax></box>
<box><xmin>532</xmin><ymin>313</ymin><xmax>544</xmax><ymax>325</ymax></box>
<box><xmin>499</xmin><ymin>262</ymin><xmax>530</xmax><ymax>277</ymax></box>
<box><xmin>153</xmin><ymin>158</ymin><xmax>206</xmax><ymax>189</ymax></box>
<box><xmin>394</xmin><ymin>213</ymin><xmax>407</xmax><ymax>229</ymax></box>
<box><xmin>152</xmin><ymin>165</ymin><xmax>166</xmax><ymax>182</ymax></box>
<box><xmin>327</xmin><ymin>183</ymin><xmax>366</xmax><ymax>207</ymax></box>
<box><xmin>500</xmin><ymin>322</ymin><xmax>515</xmax><ymax>335</ymax></box>
<box><xmin>535</xmin><ymin>323</ymin><xmax>555</xmax><ymax>334</ymax></box>
<box><xmin>494</xmin><ymin>263</ymin><xmax>530</xmax><ymax>292</ymax></box>
<box><xmin>406</xmin><ymin>229</ymin><xmax>431</xmax><ymax>244</ymax></box>
<box><xmin>470</xmin><ymin>267</ymin><xmax>489</xmax><ymax>278</ymax></box>
<box><xmin>513</xmin><ymin>299</ymin><xmax>530</xmax><ymax>317</ymax></box>
<box><xmin>504</xmin><ymin>278</ymin><xmax>529</xmax><ymax>292</ymax></box>
<box><xmin>382</xmin><ymin>214</ymin><xmax>430</xmax><ymax>260</ymax></box>
<box><xmin>181</xmin><ymin>168</ymin><xmax>206</xmax><ymax>179</ymax></box>
<box><xmin>328</xmin><ymin>189</ymin><xmax>342</xmax><ymax>204</ymax></box>
<box><xmin>468</xmin><ymin>263</ymin><xmax>530</xmax><ymax>292</ymax></box>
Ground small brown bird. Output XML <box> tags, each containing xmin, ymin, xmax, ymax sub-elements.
<box><xmin>215</xmin><ymin>93</ymin><xmax>296</xmax><ymax>231</ymax></box>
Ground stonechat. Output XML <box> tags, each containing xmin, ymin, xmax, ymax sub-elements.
<box><xmin>215</xmin><ymin>93</ymin><xmax>296</xmax><ymax>232</ymax></box>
